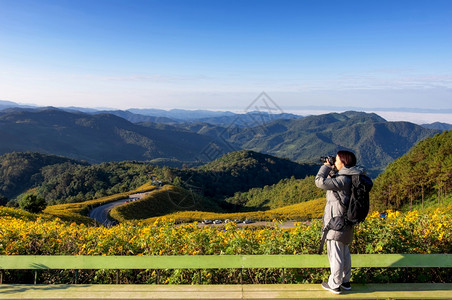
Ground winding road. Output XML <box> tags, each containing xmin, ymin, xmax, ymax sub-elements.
<box><xmin>88</xmin><ymin>190</ymin><xmax>303</xmax><ymax>228</ymax></box>
<box><xmin>88</xmin><ymin>192</ymin><xmax>151</xmax><ymax>226</ymax></box>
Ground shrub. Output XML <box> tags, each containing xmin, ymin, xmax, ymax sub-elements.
<box><xmin>18</xmin><ymin>194</ymin><xmax>46</xmax><ymax>213</ymax></box>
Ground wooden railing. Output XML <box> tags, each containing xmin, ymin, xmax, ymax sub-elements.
<box><xmin>1</xmin><ymin>254</ymin><xmax>451</xmax><ymax>299</ymax></box>
<box><xmin>1</xmin><ymin>254</ymin><xmax>450</xmax><ymax>284</ymax></box>
<box><xmin>2</xmin><ymin>254</ymin><xmax>450</xmax><ymax>270</ymax></box>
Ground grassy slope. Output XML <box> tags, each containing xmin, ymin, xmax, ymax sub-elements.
<box><xmin>109</xmin><ymin>184</ymin><xmax>222</xmax><ymax>222</ymax></box>
<box><xmin>43</xmin><ymin>182</ymin><xmax>156</xmax><ymax>224</ymax></box>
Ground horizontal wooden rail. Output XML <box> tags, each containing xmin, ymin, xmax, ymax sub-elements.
<box><xmin>1</xmin><ymin>254</ymin><xmax>450</xmax><ymax>270</ymax></box>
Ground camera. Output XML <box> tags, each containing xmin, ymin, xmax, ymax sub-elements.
<box><xmin>320</xmin><ymin>155</ymin><xmax>336</xmax><ymax>166</ymax></box>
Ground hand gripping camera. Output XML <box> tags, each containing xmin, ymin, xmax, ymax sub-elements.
<box><xmin>320</xmin><ymin>155</ymin><xmax>336</xmax><ymax>166</ymax></box>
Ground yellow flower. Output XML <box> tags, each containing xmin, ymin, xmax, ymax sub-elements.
<box><xmin>370</xmin><ymin>211</ymin><xmax>380</xmax><ymax>218</ymax></box>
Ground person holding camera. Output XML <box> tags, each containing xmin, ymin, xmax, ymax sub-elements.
<box><xmin>315</xmin><ymin>150</ymin><xmax>364</xmax><ymax>294</ymax></box>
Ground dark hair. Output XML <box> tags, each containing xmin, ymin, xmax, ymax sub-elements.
<box><xmin>337</xmin><ymin>150</ymin><xmax>356</xmax><ymax>167</ymax></box>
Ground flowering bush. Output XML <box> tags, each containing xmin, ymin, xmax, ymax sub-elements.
<box><xmin>0</xmin><ymin>206</ymin><xmax>450</xmax><ymax>284</ymax></box>
<box><xmin>1</xmin><ymin>206</ymin><xmax>450</xmax><ymax>256</ymax></box>
<box><xmin>353</xmin><ymin>208</ymin><xmax>451</xmax><ymax>254</ymax></box>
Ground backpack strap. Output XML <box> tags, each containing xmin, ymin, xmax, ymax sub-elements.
<box><xmin>318</xmin><ymin>216</ymin><xmax>346</xmax><ymax>254</ymax></box>
<box><xmin>332</xmin><ymin>190</ymin><xmax>347</xmax><ymax>209</ymax></box>
<box><xmin>318</xmin><ymin>228</ymin><xmax>328</xmax><ymax>254</ymax></box>
<box><xmin>332</xmin><ymin>174</ymin><xmax>353</xmax><ymax>208</ymax></box>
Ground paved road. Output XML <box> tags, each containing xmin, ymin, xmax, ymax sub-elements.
<box><xmin>88</xmin><ymin>199</ymin><xmax>128</xmax><ymax>226</ymax></box>
<box><xmin>88</xmin><ymin>192</ymin><xmax>151</xmax><ymax>226</ymax></box>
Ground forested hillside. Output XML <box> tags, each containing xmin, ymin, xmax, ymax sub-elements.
<box><xmin>0</xmin><ymin>108</ymin><xmax>227</xmax><ymax>163</ymax></box>
<box><xmin>1</xmin><ymin>150</ymin><xmax>317</xmax><ymax>209</ymax></box>
<box><xmin>35</xmin><ymin>161</ymin><xmax>156</xmax><ymax>205</ymax></box>
<box><xmin>0</xmin><ymin>152</ymin><xmax>157</xmax><ymax>205</ymax></box>
<box><xmin>166</xmin><ymin>150</ymin><xmax>318</xmax><ymax>203</ymax></box>
<box><xmin>371</xmin><ymin>130</ymin><xmax>451</xmax><ymax>210</ymax></box>
<box><xmin>225</xmin><ymin>176</ymin><xmax>324</xmax><ymax>210</ymax></box>
<box><xmin>227</xmin><ymin>111</ymin><xmax>439</xmax><ymax>176</ymax></box>
<box><xmin>0</xmin><ymin>108</ymin><xmax>440</xmax><ymax>178</ymax></box>
<box><xmin>0</xmin><ymin>152</ymin><xmax>85</xmax><ymax>200</ymax></box>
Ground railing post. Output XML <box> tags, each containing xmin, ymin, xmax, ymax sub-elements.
<box><xmin>0</xmin><ymin>270</ymin><xmax>3</xmax><ymax>284</ymax></box>
<box><xmin>74</xmin><ymin>269</ymin><xmax>79</xmax><ymax>284</ymax></box>
<box><xmin>34</xmin><ymin>270</ymin><xmax>37</xmax><ymax>285</ymax></box>
<box><xmin>198</xmin><ymin>269</ymin><xmax>201</xmax><ymax>284</ymax></box>
<box><xmin>156</xmin><ymin>270</ymin><xmax>160</xmax><ymax>284</ymax></box>
<box><xmin>116</xmin><ymin>270</ymin><xmax>119</xmax><ymax>284</ymax></box>
<box><xmin>282</xmin><ymin>268</ymin><xmax>285</xmax><ymax>284</ymax></box>
<box><xmin>240</xmin><ymin>268</ymin><xmax>243</xmax><ymax>284</ymax></box>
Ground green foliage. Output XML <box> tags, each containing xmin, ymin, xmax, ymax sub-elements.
<box><xmin>371</xmin><ymin>130</ymin><xmax>452</xmax><ymax>210</ymax></box>
<box><xmin>225</xmin><ymin>176</ymin><xmax>324</xmax><ymax>210</ymax></box>
<box><xmin>0</xmin><ymin>152</ymin><xmax>83</xmax><ymax>199</ymax></box>
<box><xmin>172</xmin><ymin>150</ymin><xmax>318</xmax><ymax>200</ymax></box>
<box><xmin>36</xmin><ymin>161</ymin><xmax>156</xmax><ymax>205</ymax></box>
<box><xmin>0</xmin><ymin>152</ymin><xmax>159</xmax><ymax>205</ymax></box>
<box><xmin>18</xmin><ymin>194</ymin><xmax>47</xmax><ymax>213</ymax></box>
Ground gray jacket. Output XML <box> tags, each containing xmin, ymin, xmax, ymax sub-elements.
<box><xmin>315</xmin><ymin>165</ymin><xmax>364</xmax><ymax>244</ymax></box>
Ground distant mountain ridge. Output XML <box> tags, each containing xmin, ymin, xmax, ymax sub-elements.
<box><xmin>225</xmin><ymin>111</ymin><xmax>440</xmax><ymax>176</ymax></box>
<box><xmin>0</xmin><ymin>106</ymin><xmax>443</xmax><ymax>175</ymax></box>
<box><xmin>0</xmin><ymin>108</ymin><xmax>228</xmax><ymax>163</ymax></box>
<box><xmin>98</xmin><ymin>109</ymin><xmax>304</xmax><ymax>129</ymax></box>
<box><xmin>421</xmin><ymin>122</ymin><xmax>452</xmax><ymax>131</ymax></box>
<box><xmin>1</xmin><ymin>100</ymin><xmax>450</xmax><ymax>126</ymax></box>
<box><xmin>0</xmin><ymin>100</ymin><xmax>35</xmax><ymax>110</ymax></box>
<box><xmin>128</xmin><ymin>108</ymin><xmax>236</xmax><ymax>121</ymax></box>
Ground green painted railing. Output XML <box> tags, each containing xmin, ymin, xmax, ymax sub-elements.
<box><xmin>1</xmin><ymin>254</ymin><xmax>450</xmax><ymax>270</ymax></box>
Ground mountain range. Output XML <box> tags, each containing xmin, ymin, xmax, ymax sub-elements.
<box><xmin>2</xmin><ymin>99</ymin><xmax>450</xmax><ymax>128</ymax></box>
<box><xmin>224</xmin><ymin>111</ymin><xmax>441</xmax><ymax>176</ymax></box>
<box><xmin>0</xmin><ymin>103</ymin><xmax>446</xmax><ymax>176</ymax></box>
<box><xmin>0</xmin><ymin>107</ymin><xmax>228</xmax><ymax>163</ymax></box>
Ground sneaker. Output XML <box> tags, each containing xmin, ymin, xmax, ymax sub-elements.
<box><xmin>321</xmin><ymin>282</ymin><xmax>342</xmax><ymax>294</ymax></box>
<box><xmin>341</xmin><ymin>282</ymin><xmax>352</xmax><ymax>290</ymax></box>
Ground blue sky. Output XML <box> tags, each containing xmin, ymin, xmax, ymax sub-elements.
<box><xmin>0</xmin><ymin>0</ymin><xmax>451</xmax><ymax>114</ymax></box>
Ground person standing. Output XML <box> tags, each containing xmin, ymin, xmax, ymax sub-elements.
<box><xmin>315</xmin><ymin>150</ymin><xmax>364</xmax><ymax>294</ymax></box>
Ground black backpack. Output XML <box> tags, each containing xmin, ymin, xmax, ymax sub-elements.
<box><xmin>318</xmin><ymin>174</ymin><xmax>373</xmax><ymax>254</ymax></box>
<box><xmin>344</xmin><ymin>174</ymin><xmax>373</xmax><ymax>224</ymax></box>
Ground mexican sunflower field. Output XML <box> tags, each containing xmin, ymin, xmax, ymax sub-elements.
<box><xmin>0</xmin><ymin>207</ymin><xmax>450</xmax><ymax>284</ymax></box>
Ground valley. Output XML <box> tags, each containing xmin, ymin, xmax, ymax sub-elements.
<box><xmin>0</xmin><ymin>106</ymin><xmax>450</xmax><ymax>226</ymax></box>
<box><xmin>0</xmin><ymin>108</ymin><xmax>443</xmax><ymax>176</ymax></box>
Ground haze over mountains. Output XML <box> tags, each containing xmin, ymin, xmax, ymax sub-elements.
<box><xmin>0</xmin><ymin>101</ymin><xmax>446</xmax><ymax>177</ymax></box>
